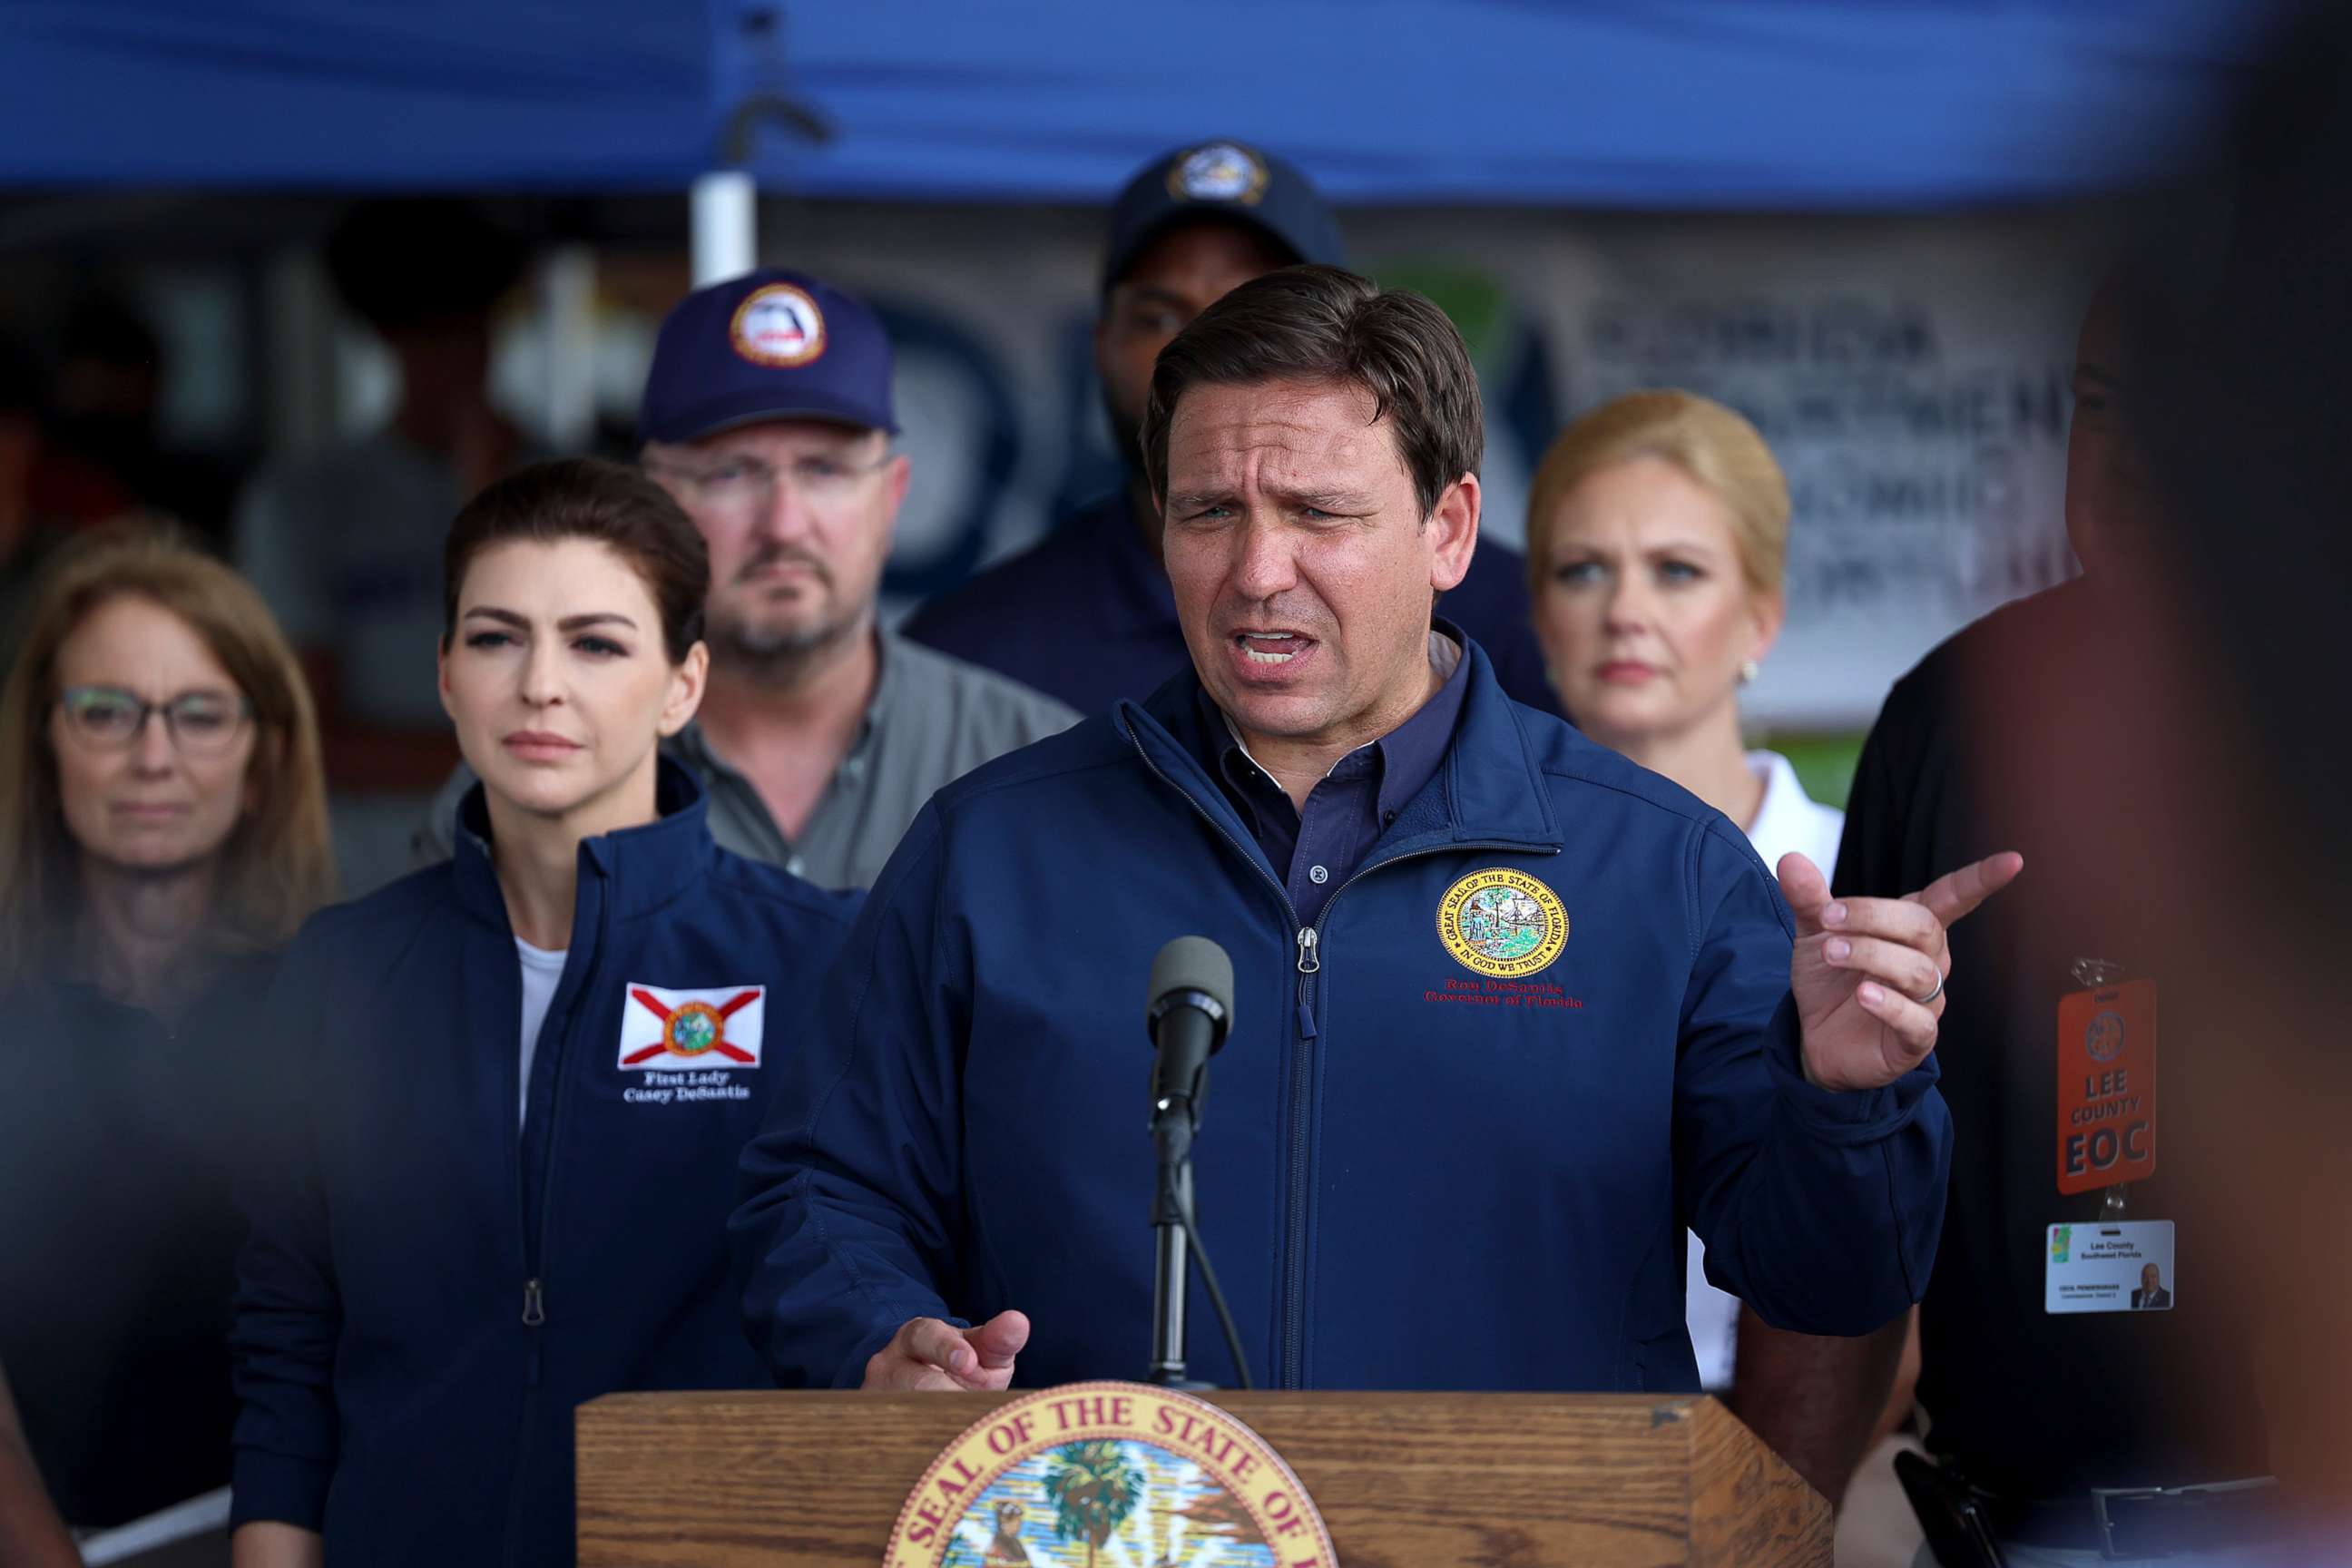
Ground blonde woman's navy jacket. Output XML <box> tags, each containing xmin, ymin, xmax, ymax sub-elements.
<box><xmin>734</xmin><ymin>640</ymin><xmax>1950</xmax><ymax>1391</ymax></box>
<box><xmin>230</xmin><ymin>765</ymin><xmax>856</xmax><ymax>1566</ymax></box>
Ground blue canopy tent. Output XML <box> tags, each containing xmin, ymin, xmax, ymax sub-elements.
<box><xmin>0</xmin><ymin>0</ymin><xmax>2271</xmax><ymax>205</ymax></box>
<box><xmin>0</xmin><ymin>0</ymin><xmax>2281</xmax><ymax>926</ymax></box>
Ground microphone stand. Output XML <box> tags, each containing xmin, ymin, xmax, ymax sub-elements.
<box><xmin>1147</xmin><ymin>1104</ymin><xmax>1212</xmax><ymax>1389</ymax></box>
<box><xmin>1142</xmin><ymin>946</ymin><xmax>1249</xmax><ymax>1389</ymax></box>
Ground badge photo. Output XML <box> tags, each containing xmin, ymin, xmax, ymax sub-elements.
<box><xmin>2046</xmin><ymin>1220</ymin><xmax>2176</xmax><ymax>1315</ymax></box>
<box><xmin>729</xmin><ymin>282</ymin><xmax>827</xmax><ymax>368</ymax></box>
<box><xmin>617</xmin><ymin>982</ymin><xmax>765</xmax><ymax>1070</ymax></box>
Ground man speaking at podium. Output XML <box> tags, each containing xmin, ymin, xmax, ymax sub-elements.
<box><xmin>733</xmin><ymin>265</ymin><xmax>2014</xmax><ymax>1394</ymax></box>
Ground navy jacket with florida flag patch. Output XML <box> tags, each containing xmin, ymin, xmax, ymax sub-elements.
<box><xmin>732</xmin><ymin>638</ymin><xmax>1951</xmax><ymax>1392</ymax></box>
<box><xmin>230</xmin><ymin>764</ymin><xmax>855</xmax><ymax>1566</ymax></box>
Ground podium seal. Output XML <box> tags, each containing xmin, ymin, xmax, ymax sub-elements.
<box><xmin>884</xmin><ymin>1380</ymin><xmax>1335</xmax><ymax>1567</ymax></box>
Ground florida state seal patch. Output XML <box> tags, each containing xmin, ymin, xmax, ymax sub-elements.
<box><xmin>1437</xmin><ymin>867</ymin><xmax>1569</xmax><ymax>978</ymax></box>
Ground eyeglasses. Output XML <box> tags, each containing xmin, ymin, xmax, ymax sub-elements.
<box><xmin>642</xmin><ymin>451</ymin><xmax>892</xmax><ymax>526</ymax></box>
<box><xmin>54</xmin><ymin>685</ymin><xmax>254</xmax><ymax>756</ymax></box>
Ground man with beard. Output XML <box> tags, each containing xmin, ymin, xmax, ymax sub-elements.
<box><xmin>903</xmin><ymin>139</ymin><xmax>1560</xmax><ymax>716</ymax></box>
<box><xmin>419</xmin><ymin>270</ymin><xmax>1075</xmax><ymax>890</ymax></box>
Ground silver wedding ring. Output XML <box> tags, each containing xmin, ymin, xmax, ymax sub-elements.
<box><xmin>1916</xmin><ymin>970</ymin><xmax>1945</xmax><ymax>1006</ymax></box>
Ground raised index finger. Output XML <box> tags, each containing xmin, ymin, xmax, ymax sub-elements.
<box><xmin>1906</xmin><ymin>851</ymin><xmax>2024</xmax><ymax>929</ymax></box>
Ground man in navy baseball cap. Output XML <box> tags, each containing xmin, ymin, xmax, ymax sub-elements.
<box><xmin>903</xmin><ymin>141</ymin><xmax>1560</xmax><ymax>720</ymax></box>
<box><xmin>638</xmin><ymin>269</ymin><xmax>899</xmax><ymax>446</ymax></box>
<box><xmin>420</xmin><ymin>268</ymin><xmax>1074</xmax><ymax>889</ymax></box>
<box><xmin>1096</xmin><ymin>140</ymin><xmax>1344</xmax><ymax>296</ymax></box>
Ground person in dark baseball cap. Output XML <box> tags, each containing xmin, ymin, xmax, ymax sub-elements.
<box><xmin>1097</xmin><ymin>139</ymin><xmax>1345</xmax><ymax>294</ymax></box>
<box><xmin>637</xmin><ymin>269</ymin><xmax>899</xmax><ymax>445</ymax></box>
<box><xmin>903</xmin><ymin>140</ymin><xmax>1561</xmax><ymax>720</ymax></box>
<box><xmin>418</xmin><ymin>268</ymin><xmax>1074</xmax><ymax>890</ymax></box>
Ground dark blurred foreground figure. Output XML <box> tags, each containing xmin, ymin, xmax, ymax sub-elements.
<box><xmin>0</xmin><ymin>529</ymin><xmax>332</xmax><ymax>1563</ymax></box>
<box><xmin>1836</xmin><ymin>6</ymin><xmax>2352</xmax><ymax>1560</ymax></box>
<box><xmin>903</xmin><ymin>138</ymin><xmax>1561</xmax><ymax>716</ymax></box>
<box><xmin>2122</xmin><ymin>4</ymin><xmax>2352</xmax><ymax>1556</ymax></box>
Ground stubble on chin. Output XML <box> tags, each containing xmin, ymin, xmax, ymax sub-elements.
<box><xmin>706</xmin><ymin>598</ymin><xmax>870</xmax><ymax>685</ymax></box>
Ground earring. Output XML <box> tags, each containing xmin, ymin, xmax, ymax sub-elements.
<box><xmin>1739</xmin><ymin>659</ymin><xmax>1760</xmax><ymax>685</ymax></box>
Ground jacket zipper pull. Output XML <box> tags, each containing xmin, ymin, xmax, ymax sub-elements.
<box><xmin>522</xmin><ymin>1278</ymin><xmax>545</xmax><ymax>1327</ymax></box>
<box><xmin>1294</xmin><ymin>928</ymin><xmax>1321</xmax><ymax>1036</ymax></box>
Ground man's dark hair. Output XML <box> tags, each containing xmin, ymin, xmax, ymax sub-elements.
<box><xmin>1139</xmin><ymin>264</ymin><xmax>1484</xmax><ymax>518</ymax></box>
<box><xmin>442</xmin><ymin>457</ymin><xmax>709</xmax><ymax>663</ymax></box>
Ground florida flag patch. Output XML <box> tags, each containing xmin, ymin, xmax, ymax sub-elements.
<box><xmin>617</xmin><ymin>983</ymin><xmax>765</xmax><ymax>1069</ymax></box>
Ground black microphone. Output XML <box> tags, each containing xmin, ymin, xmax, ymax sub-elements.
<box><xmin>1142</xmin><ymin>936</ymin><xmax>1254</xmax><ymax>1389</ymax></box>
<box><xmin>1145</xmin><ymin>936</ymin><xmax>1233</xmax><ymax>1156</ymax></box>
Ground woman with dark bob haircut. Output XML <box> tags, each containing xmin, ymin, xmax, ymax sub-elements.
<box><xmin>0</xmin><ymin>525</ymin><xmax>333</xmax><ymax>1560</ymax></box>
<box><xmin>229</xmin><ymin>459</ymin><xmax>857</xmax><ymax>1568</ymax></box>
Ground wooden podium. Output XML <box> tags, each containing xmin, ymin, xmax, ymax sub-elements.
<box><xmin>577</xmin><ymin>1389</ymin><xmax>1829</xmax><ymax>1566</ymax></box>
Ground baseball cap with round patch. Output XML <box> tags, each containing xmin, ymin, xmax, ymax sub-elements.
<box><xmin>638</xmin><ymin>268</ymin><xmax>898</xmax><ymax>446</ymax></box>
<box><xmin>1101</xmin><ymin>139</ymin><xmax>1346</xmax><ymax>292</ymax></box>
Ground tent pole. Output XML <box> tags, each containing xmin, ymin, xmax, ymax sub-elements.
<box><xmin>691</xmin><ymin>171</ymin><xmax>758</xmax><ymax>287</ymax></box>
<box><xmin>260</xmin><ymin>247</ymin><xmax>338</xmax><ymax>463</ymax></box>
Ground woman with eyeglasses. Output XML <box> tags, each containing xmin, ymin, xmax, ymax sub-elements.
<box><xmin>0</xmin><ymin>526</ymin><xmax>334</xmax><ymax>1563</ymax></box>
<box><xmin>228</xmin><ymin>460</ymin><xmax>857</xmax><ymax>1568</ymax></box>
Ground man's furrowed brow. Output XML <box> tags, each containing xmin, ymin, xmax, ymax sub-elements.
<box><xmin>1165</xmin><ymin>483</ymin><xmax>1381</xmax><ymax>513</ymax></box>
<box><xmin>1271</xmin><ymin>485</ymin><xmax>1379</xmax><ymax>512</ymax></box>
<box><xmin>1164</xmin><ymin>488</ymin><xmax>1235</xmax><ymax>513</ymax></box>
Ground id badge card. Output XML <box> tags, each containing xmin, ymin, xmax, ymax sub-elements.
<box><xmin>2047</xmin><ymin>1220</ymin><xmax>2175</xmax><ymax>1313</ymax></box>
<box><xmin>2055</xmin><ymin>976</ymin><xmax>2157</xmax><ymax>1193</ymax></box>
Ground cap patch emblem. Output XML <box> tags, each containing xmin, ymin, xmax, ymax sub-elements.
<box><xmin>1169</xmin><ymin>142</ymin><xmax>1269</xmax><ymax>206</ymax></box>
<box><xmin>1438</xmin><ymin>867</ymin><xmax>1569</xmax><ymax>978</ymax></box>
<box><xmin>730</xmin><ymin>283</ymin><xmax>827</xmax><ymax>368</ymax></box>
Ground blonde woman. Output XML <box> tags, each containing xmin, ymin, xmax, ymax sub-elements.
<box><xmin>0</xmin><ymin>527</ymin><xmax>331</xmax><ymax>1559</ymax></box>
<box><xmin>1525</xmin><ymin>391</ymin><xmax>1846</xmax><ymax>1389</ymax></box>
